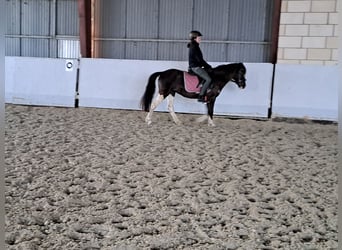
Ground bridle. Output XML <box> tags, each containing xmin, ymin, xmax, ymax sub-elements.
<box><xmin>231</xmin><ymin>69</ymin><xmax>246</xmax><ymax>88</ymax></box>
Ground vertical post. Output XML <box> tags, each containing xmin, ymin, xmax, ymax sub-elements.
<box><xmin>78</xmin><ymin>0</ymin><xmax>92</xmax><ymax>58</ymax></box>
<box><xmin>76</xmin><ymin>0</ymin><xmax>91</xmax><ymax>107</ymax></box>
<box><xmin>268</xmin><ymin>0</ymin><xmax>282</xmax><ymax>118</ymax></box>
<box><xmin>270</xmin><ymin>0</ymin><xmax>282</xmax><ymax>64</ymax></box>
<box><xmin>50</xmin><ymin>0</ymin><xmax>57</xmax><ymax>58</ymax></box>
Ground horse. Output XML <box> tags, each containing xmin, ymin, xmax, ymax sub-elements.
<box><xmin>140</xmin><ymin>63</ymin><xmax>246</xmax><ymax>126</ymax></box>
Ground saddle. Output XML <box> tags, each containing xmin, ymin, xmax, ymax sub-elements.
<box><xmin>184</xmin><ymin>71</ymin><xmax>205</xmax><ymax>93</ymax></box>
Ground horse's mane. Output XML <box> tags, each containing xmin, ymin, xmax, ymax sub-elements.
<box><xmin>213</xmin><ymin>64</ymin><xmax>229</xmax><ymax>71</ymax></box>
<box><xmin>210</xmin><ymin>63</ymin><xmax>237</xmax><ymax>80</ymax></box>
<box><xmin>213</xmin><ymin>63</ymin><xmax>244</xmax><ymax>78</ymax></box>
<box><xmin>213</xmin><ymin>63</ymin><xmax>242</xmax><ymax>71</ymax></box>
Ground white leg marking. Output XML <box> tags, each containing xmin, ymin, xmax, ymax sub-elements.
<box><xmin>145</xmin><ymin>94</ymin><xmax>164</xmax><ymax>125</ymax></box>
<box><xmin>208</xmin><ymin>117</ymin><xmax>215</xmax><ymax>127</ymax></box>
<box><xmin>167</xmin><ymin>96</ymin><xmax>181</xmax><ymax>125</ymax></box>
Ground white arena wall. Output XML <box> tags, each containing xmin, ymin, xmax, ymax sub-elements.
<box><xmin>5</xmin><ymin>57</ymin><xmax>78</xmax><ymax>107</ymax></box>
<box><xmin>4</xmin><ymin>57</ymin><xmax>338</xmax><ymax>122</ymax></box>
<box><xmin>272</xmin><ymin>64</ymin><xmax>338</xmax><ymax>121</ymax></box>
<box><xmin>78</xmin><ymin>59</ymin><xmax>273</xmax><ymax>118</ymax></box>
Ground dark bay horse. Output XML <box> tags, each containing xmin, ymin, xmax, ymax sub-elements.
<box><xmin>140</xmin><ymin>63</ymin><xmax>246</xmax><ymax>126</ymax></box>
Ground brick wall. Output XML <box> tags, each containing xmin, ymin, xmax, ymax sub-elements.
<box><xmin>277</xmin><ymin>0</ymin><xmax>338</xmax><ymax>65</ymax></box>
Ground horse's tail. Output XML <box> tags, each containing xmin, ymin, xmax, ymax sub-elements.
<box><xmin>140</xmin><ymin>72</ymin><xmax>161</xmax><ymax>112</ymax></box>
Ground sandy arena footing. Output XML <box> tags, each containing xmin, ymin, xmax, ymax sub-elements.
<box><xmin>5</xmin><ymin>104</ymin><xmax>338</xmax><ymax>249</ymax></box>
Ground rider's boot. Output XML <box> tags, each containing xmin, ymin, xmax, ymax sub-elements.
<box><xmin>197</xmin><ymin>96</ymin><xmax>205</xmax><ymax>102</ymax></box>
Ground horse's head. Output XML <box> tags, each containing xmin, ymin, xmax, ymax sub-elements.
<box><xmin>231</xmin><ymin>63</ymin><xmax>246</xmax><ymax>89</ymax></box>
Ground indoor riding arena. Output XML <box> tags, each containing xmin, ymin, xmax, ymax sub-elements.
<box><xmin>5</xmin><ymin>0</ymin><xmax>338</xmax><ymax>249</ymax></box>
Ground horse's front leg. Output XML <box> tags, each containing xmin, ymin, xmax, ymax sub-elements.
<box><xmin>207</xmin><ymin>100</ymin><xmax>216</xmax><ymax>127</ymax></box>
<box><xmin>145</xmin><ymin>94</ymin><xmax>164</xmax><ymax>125</ymax></box>
<box><xmin>167</xmin><ymin>95</ymin><xmax>181</xmax><ymax>125</ymax></box>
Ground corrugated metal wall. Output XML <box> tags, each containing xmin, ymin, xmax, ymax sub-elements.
<box><xmin>93</xmin><ymin>0</ymin><xmax>275</xmax><ymax>62</ymax></box>
<box><xmin>5</xmin><ymin>0</ymin><xmax>80</xmax><ymax>59</ymax></box>
<box><xmin>5</xmin><ymin>0</ymin><xmax>275</xmax><ymax>61</ymax></box>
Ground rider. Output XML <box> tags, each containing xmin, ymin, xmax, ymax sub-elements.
<box><xmin>187</xmin><ymin>30</ymin><xmax>212</xmax><ymax>102</ymax></box>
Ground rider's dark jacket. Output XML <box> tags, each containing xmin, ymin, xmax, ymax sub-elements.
<box><xmin>187</xmin><ymin>41</ymin><xmax>211</xmax><ymax>69</ymax></box>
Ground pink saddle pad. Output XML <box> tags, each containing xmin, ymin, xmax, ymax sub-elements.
<box><xmin>184</xmin><ymin>72</ymin><xmax>201</xmax><ymax>93</ymax></box>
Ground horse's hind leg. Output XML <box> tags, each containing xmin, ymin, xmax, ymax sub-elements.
<box><xmin>145</xmin><ymin>94</ymin><xmax>164</xmax><ymax>125</ymax></box>
<box><xmin>167</xmin><ymin>95</ymin><xmax>181</xmax><ymax>125</ymax></box>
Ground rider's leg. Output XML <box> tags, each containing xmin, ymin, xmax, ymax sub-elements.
<box><xmin>191</xmin><ymin>67</ymin><xmax>211</xmax><ymax>102</ymax></box>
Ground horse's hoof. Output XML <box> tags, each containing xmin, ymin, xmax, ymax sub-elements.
<box><xmin>145</xmin><ymin>117</ymin><xmax>151</xmax><ymax>124</ymax></box>
<box><xmin>208</xmin><ymin>121</ymin><xmax>216</xmax><ymax>127</ymax></box>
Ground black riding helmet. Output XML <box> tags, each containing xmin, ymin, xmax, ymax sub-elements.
<box><xmin>189</xmin><ymin>30</ymin><xmax>202</xmax><ymax>40</ymax></box>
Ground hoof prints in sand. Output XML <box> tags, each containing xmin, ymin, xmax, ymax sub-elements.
<box><xmin>5</xmin><ymin>105</ymin><xmax>338</xmax><ymax>249</ymax></box>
